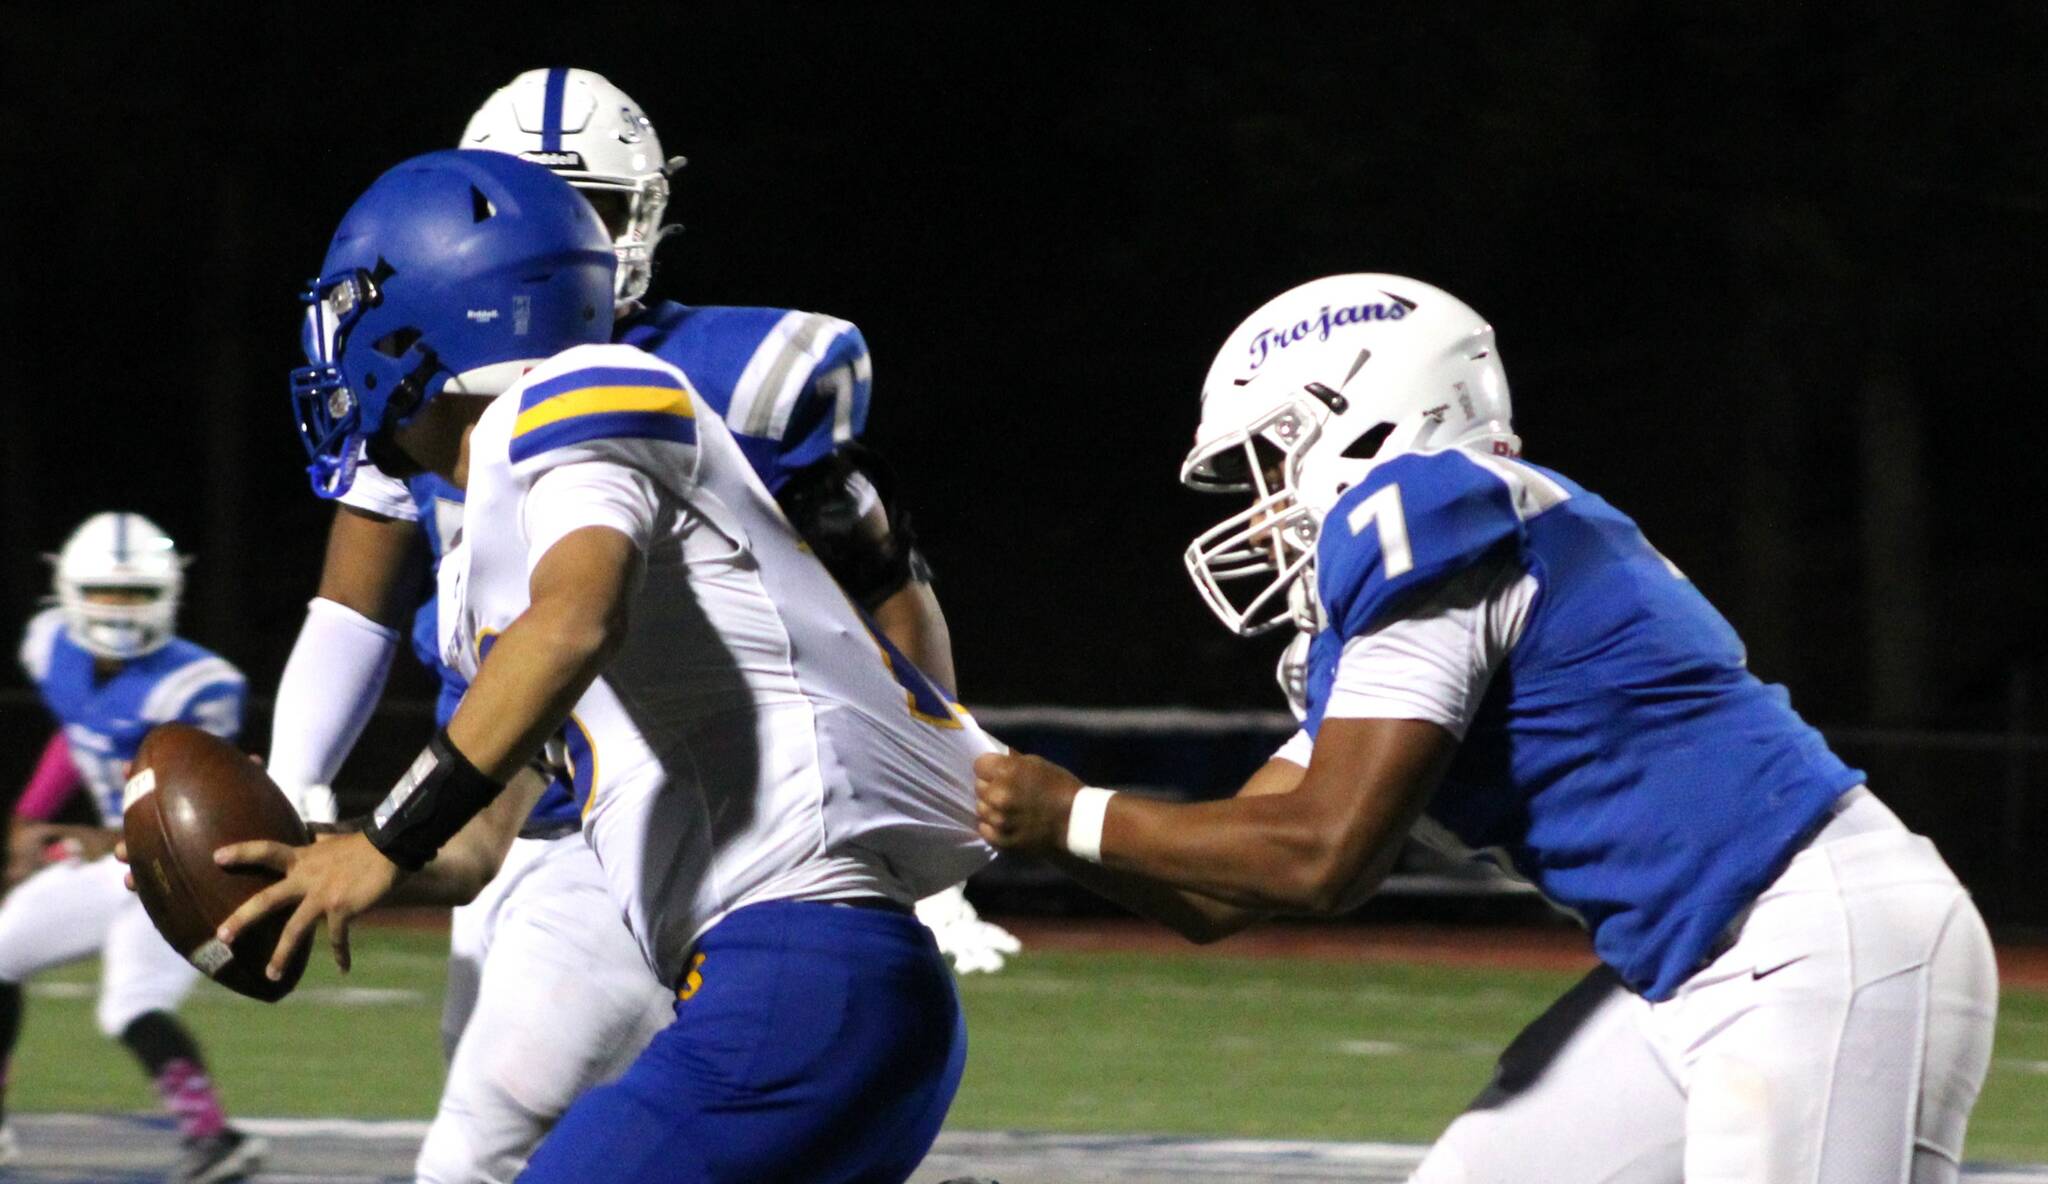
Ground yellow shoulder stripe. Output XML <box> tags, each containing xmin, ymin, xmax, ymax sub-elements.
<box><xmin>513</xmin><ymin>384</ymin><xmax>695</xmax><ymax>438</ymax></box>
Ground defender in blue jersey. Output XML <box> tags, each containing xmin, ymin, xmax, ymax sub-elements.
<box><xmin>266</xmin><ymin>70</ymin><xmax>1009</xmax><ymax>1184</ymax></box>
<box><xmin>0</xmin><ymin>514</ymin><xmax>263</xmax><ymax>1182</ymax></box>
<box><xmin>975</xmin><ymin>275</ymin><xmax>1998</xmax><ymax>1183</ymax></box>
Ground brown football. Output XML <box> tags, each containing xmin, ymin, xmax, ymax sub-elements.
<box><xmin>122</xmin><ymin>723</ymin><xmax>312</xmax><ymax>1002</ymax></box>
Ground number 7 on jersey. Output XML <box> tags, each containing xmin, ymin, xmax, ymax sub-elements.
<box><xmin>1344</xmin><ymin>484</ymin><xmax>1414</xmax><ymax>579</ymax></box>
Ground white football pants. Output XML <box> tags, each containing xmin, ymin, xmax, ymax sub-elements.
<box><xmin>414</xmin><ymin>834</ymin><xmax>674</xmax><ymax>1184</ymax></box>
<box><xmin>1410</xmin><ymin>788</ymin><xmax>1998</xmax><ymax>1184</ymax></box>
<box><xmin>0</xmin><ymin>854</ymin><xmax>199</xmax><ymax>1036</ymax></box>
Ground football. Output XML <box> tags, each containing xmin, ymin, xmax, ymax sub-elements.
<box><xmin>122</xmin><ymin>723</ymin><xmax>313</xmax><ymax>1002</ymax></box>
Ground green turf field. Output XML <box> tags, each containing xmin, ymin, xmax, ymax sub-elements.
<box><xmin>12</xmin><ymin>929</ymin><xmax>2048</xmax><ymax>1161</ymax></box>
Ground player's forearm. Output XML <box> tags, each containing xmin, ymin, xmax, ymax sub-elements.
<box><xmin>1052</xmin><ymin>853</ymin><xmax>1268</xmax><ymax>943</ymax></box>
<box><xmin>1096</xmin><ymin>792</ymin><xmax>1381</xmax><ymax>913</ymax></box>
<box><xmin>443</xmin><ymin>601</ymin><xmax>622</xmax><ymax>782</ymax></box>
<box><xmin>1053</xmin><ymin>756</ymin><xmax>1306</xmax><ymax>937</ymax></box>
<box><xmin>1096</xmin><ymin>720</ymin><xmax>1450</xmax><ymax>915</ymax></box>
<box><xmin>379</xmin><ymin>770</ymin><xmax>544</xmax><ymax>906</ymax></box>
<box><xmin>444</xmin><ymin>526</ymin><xmax>640</xmax><ymax>782</ymax></box>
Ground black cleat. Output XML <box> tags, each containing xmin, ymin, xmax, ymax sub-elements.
<box><xmin>171</xmin><ymin>1128</ymin><xmax>267</xmax><ymax>1184</ymax></box>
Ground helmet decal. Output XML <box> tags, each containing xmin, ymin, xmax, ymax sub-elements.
<box><xmin>1245</xmin><ymin>293</ymin><xmax>1416</xmax><ymax>373</ymax></box>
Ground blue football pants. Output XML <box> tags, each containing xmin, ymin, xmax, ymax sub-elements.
<box><xmin>519</xmin><ymin>898</ymin><xmax>967</xmax><ymax>1184</ymax></box>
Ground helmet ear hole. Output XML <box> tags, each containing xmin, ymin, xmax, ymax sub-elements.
<box><xmin>1343</xmin><ymin>422</ymin><xmax>1395</xmax><ymax>460</ymax></box>
<box><xmin>471</xmin><ymin>186</ymin><xmax>496</xmax><ymax>222</ymax></box>
<box><xmin>373</xmin><ymin>328</ymin><xmax>422</xmax><ymax>358</ymax></box>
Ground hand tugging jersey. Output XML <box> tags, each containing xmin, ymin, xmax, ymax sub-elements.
<box><xmin>17</xmin><ymin>608</ymin><xmax>246</xmax><ymax>822</ymax></box>
<box><xmin>437</xmin><ymin>342</ymin><xmax>990</xmax><ymax>985</ymax></box>
<box><xmin>338</xmin><ymin>302</ymin><xmax>873</xmax><ymax>835</ymax></box>
<box><xmin>1295</xmin><ymin>449</ymin><xmax>1863</xmax><ymax>1000</ymax></box>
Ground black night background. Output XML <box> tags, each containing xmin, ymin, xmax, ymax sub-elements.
<box><xmin>2</xmin><ymin>5</ymin><xmax>2043</xmax><ymax>881</ymax></box>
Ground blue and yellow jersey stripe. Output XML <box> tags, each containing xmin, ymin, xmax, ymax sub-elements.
<box><xmin>510</xmin><ymin>366</ymin><xmax>698</xmax><ymax>464</ymax></box>
<box><xmin>564</xmin><ymin>713</ymin><xmax>601</xmax><ymax>816</ymax></box>
<box><xmin>866</xmin><ymin>622</ymin><xmax>965</xmax><ymax>730</ymax></box>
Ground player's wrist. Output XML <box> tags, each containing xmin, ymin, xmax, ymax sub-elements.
<box><xmin>363</xmin><ymin>729</ymin><xmax>504</xmax><ymax>871</ymax></box>
<box><xmin>1065</xmin><ymin>786</ymin><xmax>1117</xmax><ymax>864</ymax></box>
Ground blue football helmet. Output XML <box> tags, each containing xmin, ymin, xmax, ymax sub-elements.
<box><xmin>291</xmin><ymin>149</ymin><xmax>616</xmax><ymax>497</ymax></box>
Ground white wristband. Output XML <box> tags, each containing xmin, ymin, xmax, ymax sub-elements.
<box><xmin>1066</xmin><ymin>786</ymin><xmax>1117</xmax><ymax>864</ymax></box>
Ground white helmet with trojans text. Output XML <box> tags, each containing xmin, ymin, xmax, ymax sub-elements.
<box><xmin>1181</xmin><ymin>274</ymin><xmax>1517</xmax><ymax>636</ymax></box>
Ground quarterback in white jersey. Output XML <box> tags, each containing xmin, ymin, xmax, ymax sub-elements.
<box><xmin>440</xmin><ymin>342</ymin><xmax>997</xmax><ymax>983</ymax></box>
<box><xmin>270</xmin><ymin>67</ymin><xmax>1011</xmax><ymax>1184</ymax></box>
<box><xmin>229</xmin><ymin>149</ymin><xmax>995</xmax><ymax>1183</ymax></box>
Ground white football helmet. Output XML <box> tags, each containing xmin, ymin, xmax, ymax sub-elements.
<box><xmin>1182</xmin><ymin>274</ymin><xmax>1517</xmax><ymax>636</ymax></box>
<box><xmin>51</xmin><ymin>512</ymin><xmax>185</xmax><ymax>660</ymax></box>
<box><xmin>461</xmin><ymin>68</ymin><xmax>683</xmax><ymax>305</ymax></box>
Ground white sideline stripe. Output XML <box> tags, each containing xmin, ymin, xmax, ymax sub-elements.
<box><xmin>13</xmin><ymin>1117</ymin><xmax>2048</xmax><ymax>1181</ymax></box>
<box><xmin>28</xmin><ymin>983</ymin><xmax>423</xmax><ymax>1007</ymax></box>
<box><xmin>1335</xmin><ymin>1039</ymin><xmax>1406</xmax><ymax>1055</ymax></box>
<box><xmin>235</xmin><ymin>1117</ymin><xmax>432</xmax><ymax>1139</ymax></box>
<box><xmin>974</xmin><ymin>704</ymin><xmax>1296</xmax><ymax>734</ymax></box>
<box><xmin>28</xmin><ymin>982</ymin><xmax>93</xmax><ymax>999</ymax></box>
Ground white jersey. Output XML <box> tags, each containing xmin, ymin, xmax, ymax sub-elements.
<box><xmin>439</xmin><ymin>343</ymin><xmax>995</xmax><ymax>984</ymax></box>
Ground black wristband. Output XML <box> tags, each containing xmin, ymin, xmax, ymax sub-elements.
<box><xmin>364</xmin><ymin>729</ymin><xmax>504</xmax><ymax>871</ymax></box>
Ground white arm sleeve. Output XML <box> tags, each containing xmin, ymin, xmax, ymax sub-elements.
<box><xmin>523</xmin><ymin>461</ymin><xmax>664</xmax><ymax>570</ymax></box>
<box><xmin>1272</xmin><ymin>728</ymin><xmax>1314</xmax><ymax>768</ymax></box>
<box><xmin>18</xmin><ymin>607</ymin><xmax>64</xmax><ymax>682</ymax></box>
<box><xmin>335</xmin><ymin>458</ymin><xmax>421</xmax><ymax>521</ymax></box>
<box><xmin>1321</xmin><ymin>560</ymin><xmax>1538</xmax><ymax>740</ymax></box>
<box><xmin>267</xmin><ymin>597</ymin><xmax>402</xmax><ymax>818</ymax></box>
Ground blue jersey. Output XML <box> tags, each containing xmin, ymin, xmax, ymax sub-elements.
<box><xmin>18</xmin><ymin>608</ymin><xmax>246</xmax><ymax>822</ymax></box>
<box><xmin>618</xmin><ymin>302</ymin><xmax>871</xmax><ymax>492</ymax></box>
<box><xmin>1303</xmin><ymin>450</ymin><xmax>1862</xmax><ymax>1000</ymax></box>
<box><xmin>408</xmin><ymin>301</ymin><xmax>872</xmax><ymax>831</ymax></box>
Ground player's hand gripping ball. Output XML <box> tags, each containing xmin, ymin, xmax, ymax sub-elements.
<box><xmin>121</xmin><ymin>724</ymin><xmax>313</xmax><ymax>1001</ymax></box>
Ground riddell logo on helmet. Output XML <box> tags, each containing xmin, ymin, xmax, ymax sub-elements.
<box><xmin>520</xmin><ymin>150</ymin><xmax>588</xmax><ymax>170</ymax></box>
<box><xmin>1247</xmin><ymin>293</ymin><xmax>1416</xmax><ymax>371</ymax></box>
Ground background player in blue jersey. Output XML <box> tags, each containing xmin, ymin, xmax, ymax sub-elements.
<box><xmin>0</xmin><ymin>513</ymin><xmax>263</xmax><ymax>1182</ymax></box>
<box><xmin>975</xmin><ymin>274</ymin><xmax>2000</xmax><ymax>1183</ymax></box>
<box><xmin>267</xmin><ymin>69</ymin><xmax>1011</xmax><ymax>1183</ymax></box>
